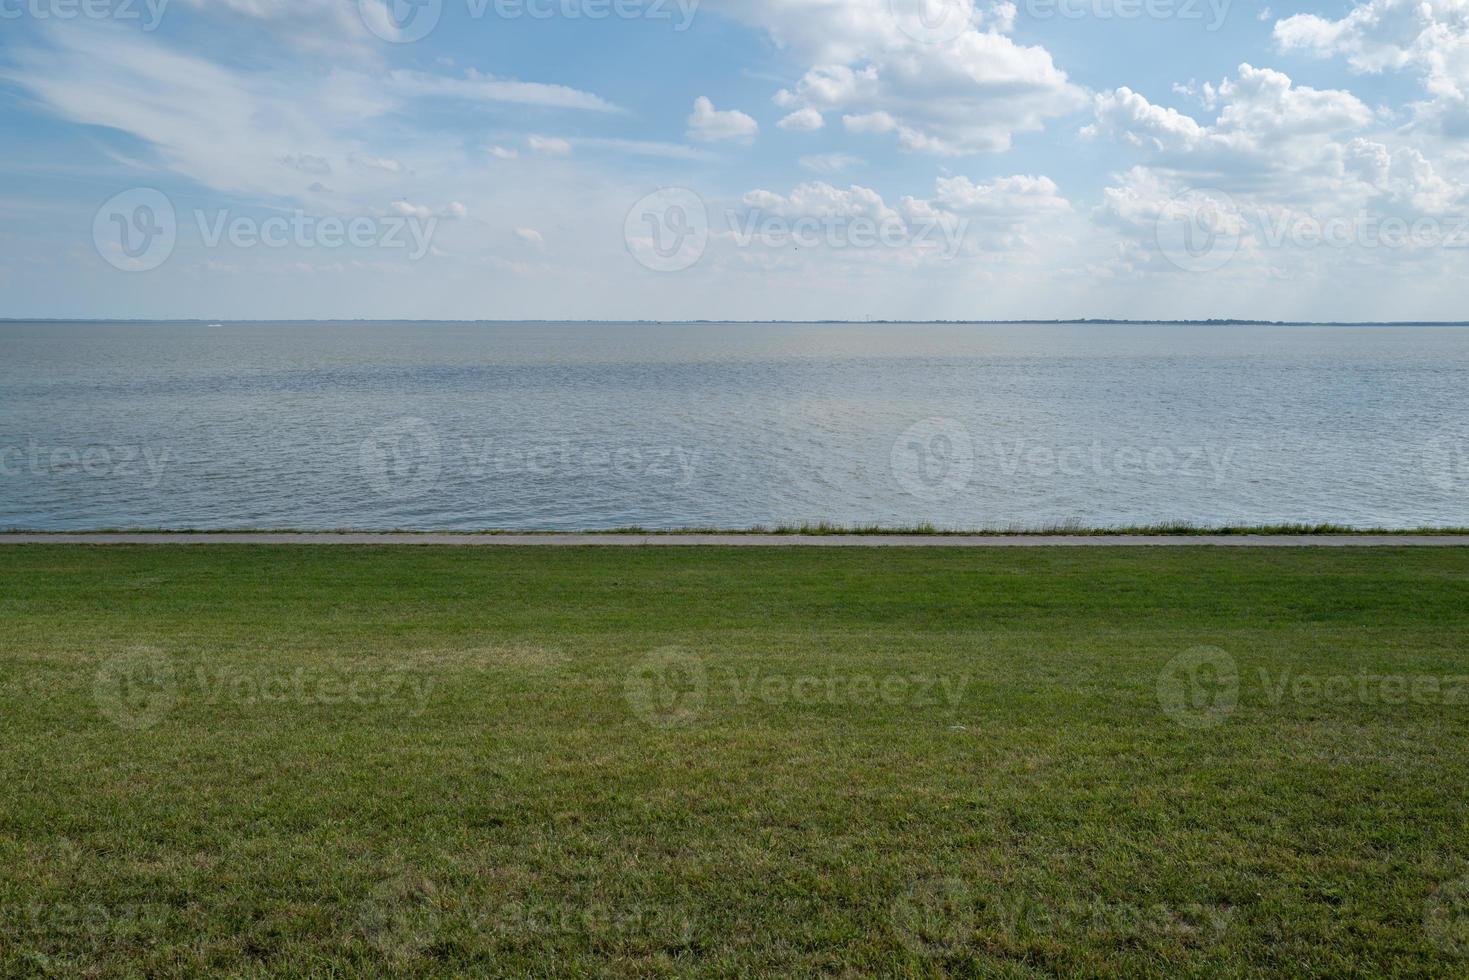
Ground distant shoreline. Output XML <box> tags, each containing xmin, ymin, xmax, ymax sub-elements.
<box><xmin>6</xmin><ymin>531</ymin><xmax>1469</xmax><ymax>547</ymax></box>
<box><xmin>7</xmin><ymin>525</ymin><xmax>1469</xmax><ymax>538</ymax></box>
<box><xmin>6</xmin><ymin>319</ymin><xmax>1469</xmax><ymax>327</ymax></box>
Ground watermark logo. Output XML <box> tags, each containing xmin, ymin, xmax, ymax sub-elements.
<box><xmin>624</xmin><ymin>648</ymin><xmax>707</xmax><ymax>728</ymax></box>
<box><xmin>891</xmin><ymin>418</ymin><xmax>975</xmax><ymax>502</ymax></box>
<box><xmin>625</xmin><ymin>188</ymin><xmax>709</xmax><ymax>273</ymax></box>
<box><xmin>93</xmin><ymin>648</ymin><xmax>177</xmax><ymax>730</ymax></box>
<box><xmin>93</xmin><ymin>188</ymin><xmax>176</xmax><ymax>273</ymax></box>
<box><xmin>1155</xmin><ymin>188</ymin><xmax>1240</xmax><ymax>273</ymax></box>
<box><xmin>359</xmin><ymin>0</ymin><xmax>698</xmax><ymax>40</ymax></box>
<box><xmin>1425</xmin><ymin>876</ymin><xmax>1469</xmax><ymax>957</ymax></box>
<box><xmin>195</xmin><ymin>209</ymin><xmax>440</xmax><ymax>260</ymax></box>
<box><xmin>0</xmin><ymin>440</ymin><xmax>170</xmax><ymax>488</ymax></box>
<box><xmin>727</xmin><ymin>207</ymin><xmax>967</xmax><ymax>260</ymax></box>
<box><xmin>888</xmin><ymin>0</ymin><xmax>975</xmax><ymax>43</ymax></box>
<box><xmin>891</xmin><ymin>876</ymin><xmax>973</xmax><ymax>957</ymax></box>
<box><xmin>1157</xmin><ymin>646</ymin><xmax>1239</xmax><ymax>729</ymax></box>
<box><xmin>0</xmin><ymin>0</ymin><xmax>170</xmax><ymax>30</ymax></box>
<box><xmin>357</xmin><ymin>874</ymin><xmax>441</xmax><ymax>962</ymax></box>
<box><xmin>359</xmin><ymin>0</ymin><xmax>442</xmax><ymax>42</ymax></box>
<box><xmin>360</xmin><ymin>418</ymin><xmax>443</xmax><ymax>500</ymax></box>
<box><xmin>1023</xmin><ymin>0</ymin><xmax>1231</xmax><ymax>29</ymax></box>
<box><xmin>1421</xmin><ymin>431</ymin><xmax>1467</xmax><ymax>494</ymax></box>
<box><xmin>94</xmin><ymin>188</ymin><xmax>443</xmax><ymax>271</ymax></box>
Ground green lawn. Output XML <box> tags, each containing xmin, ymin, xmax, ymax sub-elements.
<box><xmin>2</xmin><ymin>545</ymin><xmax>1468</xmax><ymax>977</ymax></box>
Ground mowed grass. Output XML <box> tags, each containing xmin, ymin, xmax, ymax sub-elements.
<box><xmin>2</xmin><ymin>546</ymin><xmax>1468</xmax><ymax>978</ymax></box>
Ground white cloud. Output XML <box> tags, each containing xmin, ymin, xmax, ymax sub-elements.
<box><xmin>385</xmin><ymin>69</ymin><xmax>621</xmax><ymax>113</ymax></box>
<box><xmin>1275</xmin><ymin>0</ymin><xmax>1469</xmax><ymax>97</ymax></box>
<box><xmin>714</xmin><ymin>0</ymin><xmax>1083</xmax><ymax>154</ymax></box>
<box><xmin>687</xmin><ymin>96</ymin><xmax>759</xmax><ymax>142</ymax></box>
<box><xmin>799</xmin><ymin>152</ymin><xmax>863</xmax><ymax>174</ymax></box>
<box><xmin>515</xmin><ymin>227</ymin><xmax>546</xmax><ymax>250</ymax></box>
<box><xmin>527</xmin><ymin>135</ymin><xmax>574</xmax><ymax>156</ymax></box>
<box><xmin>489</xmin><ymin>146</ymin><xmax>520</xmax><ymax>159</ymax></box>
<box><xmin>742</xmin><ymin>182</ymin><xmax>900</xmax><ymax>221</ymax></box>
<box><xmin>391</xmin><ymin>200</ymin><xmax>468</xmax><ymax>219</ymax></box>
<box><xmin>1088</xmin><ymin>57</ymin><xmax>1469</xmax><ymax>284</ymax></box>
<box><xmin>1085</xmin><ymin>65</ymin><xmax>1376</xmax><ymax>183</ymax></box>
<box><xmin>1274</xmin><ymin>0</ymin><xmax>1469</xmax><ymax>136</ymax></box>
<box><xmin>777</xmin><ymin>107</ymin><xmax>825</xmax><ymax>131</ymax></box>
<box><xmin>350</xmin><ymin>153</ymin><xmax>406</xmax><ymax>175</ymax></box>
<box><xmin>933</xmin><ymin>175</ymin><xmax>1072</xmax><ymax>215</ymax></box>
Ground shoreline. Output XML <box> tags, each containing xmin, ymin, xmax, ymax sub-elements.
<box><xmin>5</xmin><ymin>532</ymin><xmax>1469</xmax><ymax>547</ymax></box>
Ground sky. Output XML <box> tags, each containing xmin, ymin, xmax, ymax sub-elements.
<box><xmin>2</xmin><ymin>0</ymin><xmax>1469</xmax><ymax>321</ymax></box>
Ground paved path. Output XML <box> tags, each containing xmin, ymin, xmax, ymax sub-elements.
<box><xmin>2</xmin><ymin>533</ymin><xmax>1467</xmax><ymax>547</ymax></box>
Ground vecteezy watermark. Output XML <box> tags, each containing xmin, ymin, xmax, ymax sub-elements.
<box><xmin>0</xmin><ymin>0</ymin><xmax>169</xmax><ymax>30</ymax></box>
<box><xmin>0</xmin><ymin>902</ymin><xmax>170</xmax><ymax>941</ymax></box>
<box><xmin>623</xmin><ymin>187</ymin><xmax>969</xmax><ymax>271</ymax></box>
<box><xmin>727</xmin><ymin>207</ymin><xmax>968</xmax><ymax>260</ymax></box>
<box><xmin>1425</xmin><ymin>876</ymin><xmax>1469</xmax><ymax>957</ymax></box>
<box><xmin>623</xmin><ymin>649</ymin><xmax>972</xmax><ymax>728</ymax></box>
<box><xmin>194</xmin><ymin>209</ymin><xmax>439</xmax><ymax>260</ymax></box>
<box><xmin>93</xmin><ymin>649</ymin><xmax>177</xmax><ymax>731</ymax></box>
<box><xmin>357</xmin><ymin>874</ymin><xmax>441</xmax><ymax>963</ymax></box>
<box><xmin>1258</xmin><ymin>669</ymin><xmax>1469</xmax><ymax>707</ymax></box>
<box><xmin>1158</xmin><ymin>648</ymin><xmax>1469</xmax><ymax>728</ymax></box>
<box><xmin>887</xmin><ymin>0</ymin><xmax>976</xmax><ymax>44</ymax></box>
<box><xmin>1155</xmin><ymin>188</ymin><xmax>1242</xmax><ymax>274</ymax></box>
<box><xmin>481</xmin><ymin>899</ymin><xmax>695</xmax><ymax>944</ymax></box>
<box><xmin>1421</xmin><ymin>431</ymin><xmax>1468</xmax><ymax>494</ymax></box>
<box><xmin>358</xmin><ymin>417</ymin><xmax>703</xmax><ymax>500</ymax></box>
<box><xmin>717</xmin><ymin>667</ymin><xmax>971</xmax><ymax>708</ymax></box>
<box><xmin>360</xmin><ymin>418</ymin><xmax>443</xmax><ymax>501</ymax></box>
<box><xmin>357</xmin><ymin>0</ymin><xmax>699</xmax><ymax>43</ymax></box>
<box><xmin>1157</xmin><ymin>647</ymin><xmax>1240</xmax><ymax>730</ymax></box>
<box><xmin>624</xmin><ymin>648</ymin><xmax>707</xmax><ymax>728</ymax></box>
<box><xmin>1023</xmin><ymin>0</ymin><xmax>1230</xmax><ymax>29</ymax></box>
<box><xmin>889</xmin><ymin>419</ymin><xmax>1242</xmax><ymax>502</ymax></box>
<box><xmin>890</xmin><ymin>877</ymin><xmax>1233</xmax><ymax>958</ymax></box>
<box><xmin>1157</xmin><ymin>188</ymin><xmax>1469</xmax><ymax>273</ymax></box>
<box><xmin>93</xmin><ymin>188</ymin><xmax>177</xmax><ymax>273</ymax></box>
<box><xmin>355</xmin><ymin>883</ymin><xmax>694</xmax><ymax>960</ymax></box>
<box><xmin>0</xmin><ymin>440</ymin><xmax>170</xmax><ymax>488</ymax></box>
<box><xmin>625</xmin><ymin>188</ymin><xmax>709</xmax><ymax>273</ymax></box>
<box><xmin>891</xmin><ymin>876</ymin><xmax>974</xmax><ymax>956</ymax></box>
<box><xmin>94</xmin><ymin>650</ymin><xmax>437</xmax><ymax>729</ymax></box>
<box><xmin>891</xmin><ymin>418</ymin><xmax>976</xmax><ymax>502</ymax></box>
<box><xmin>93</xmin><ymin>189</ymin><xmax>442</xmax><ymax>272</ymax></box>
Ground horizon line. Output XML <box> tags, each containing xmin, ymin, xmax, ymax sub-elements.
<box><xmin>6</xmin><ymin>318</ymin><xmax>1469</xmax><ymax>327</ymax></box>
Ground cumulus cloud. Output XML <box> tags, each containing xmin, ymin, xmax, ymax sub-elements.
<box><xmin>1087</xmin><ymin>62</ymin><xmax>1469</xmax><ymax>281</ymax></box>
<box><xmin>1274</xmin><ymin>0</ymin><xmax>1469</xmax><ymax>136</ymax></box>
<box><xmin>933</xmin><ymin>175</ymin><xmax>1072</xmax><ymax>215</ymax></box>
<box><xmin>713</xmin><ymin>0</ymin><xmax>1084</xmax><ymax>154</ymax></box>
<box><xmin>732</xmin><ymin>174</ymin><xmax>1074</xmax><ymax>261</ymax></box>
<box><xmin>1084</xmin><ymin>65</ymin><xmax>1376</xmax><ymax>182</ymax></box>
<box><xmin>778</xmin><ymin>107</ymin><xmax>825</xmax><ymax>131</ymax></box>
<box><xmin>687</xmin><ymin>96</ymin><xmax>759</xmax><ymax>142</ymax></box>
<box><xmin>1275</xmin><ymin>0</ymin><xmax>1469</xmax><ymax>98</ymax></box>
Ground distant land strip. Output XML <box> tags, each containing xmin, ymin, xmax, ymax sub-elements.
<box><xmin>5</xmin><ymin>533</ymin><xmax>1469</xmax><ymax>547</ymax></box>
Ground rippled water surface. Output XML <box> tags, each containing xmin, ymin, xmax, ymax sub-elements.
<box><xmin>2</xmin><ymin>321</ymin><xmax>1467</xmax><ymax>530</ymax></box>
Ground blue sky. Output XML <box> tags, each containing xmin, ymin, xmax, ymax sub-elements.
<box><xmin>2</xmin><ymin>0</ymin><xmax>1468</xmax><ymax>320</ymax></box>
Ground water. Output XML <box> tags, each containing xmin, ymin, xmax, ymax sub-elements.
<box><xmin>2</xmin><ymin>321</ymin><xmax>1466</xmax><ymax>530</ymax></box>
